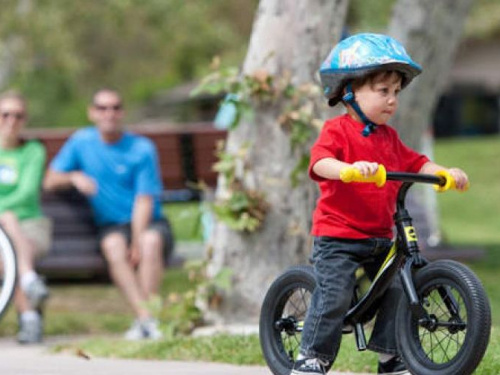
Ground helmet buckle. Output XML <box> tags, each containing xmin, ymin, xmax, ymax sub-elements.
<box><xmin>342</xmin><ymin>91</ymin><xmax>354</xmax><ymax>103</ymax></box>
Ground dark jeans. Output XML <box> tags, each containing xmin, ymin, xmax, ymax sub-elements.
<box><xmin>299</xmin><ymin>236</ymin><xmax>402</xmax><ymax>362</ymax></box>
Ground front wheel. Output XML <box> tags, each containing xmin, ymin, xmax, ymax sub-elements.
<box><xmin>396</xmin><ymin>260</ymin><xmax>491</xmax><ymax>375</ymax></box>
<box><xmin>0</xmin><ymin>225</ymin><xmax>17</xmax><ymax>321</ymax></box>
<box><xmin>259</xmin><ymin>265</ymin><xmax>316</xmax><ymax>375</ymax></box>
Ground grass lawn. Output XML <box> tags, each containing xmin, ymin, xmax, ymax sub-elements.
<box><xmin>2</xmin><ymin>135</ymin><xmax>499</xmax><ymax>374</ymax></box>
<box><xmin>434</xmin><ymin>135</ymin><xmax>500</xmax><ymax>246</ymax></box>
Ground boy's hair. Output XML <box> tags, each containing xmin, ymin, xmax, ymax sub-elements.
<box><xmin>351</xmin><ymin>70</ymin><xmax>404</xmax><ymax>92</ymax></box>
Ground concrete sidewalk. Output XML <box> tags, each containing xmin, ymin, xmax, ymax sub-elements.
<box><xmin>0</xmin><ymin>336</ymin><xmax>372</xmax><ymax>375</ymax></box>
<box><xmin>0</xmin><ymin>337</ymin><xmax>270</xmax><ymax>375</ymax></box>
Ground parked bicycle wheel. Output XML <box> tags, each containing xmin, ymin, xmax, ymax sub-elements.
<box><xmin>0</xmin><ymin>225</ymin><xmax>17</xmax><ymax>320</ymax></box>
<box><xmin>396</xmin><ymin>260</ymin><xmax>491</xmax><ymax>375</ymax></box>
<box><xmin>259</xmin><ymin>265</ymin><xmax>316</xmax><ymax>375</ymax></box>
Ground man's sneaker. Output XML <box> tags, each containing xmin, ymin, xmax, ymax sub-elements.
<box><xmin>291</xmin><ymin>357</ymin><xmax>331</xmax><ymax>375</ymax></box>
<box><xmin>24</xmin><ymin>277</ymin><xmax>49</xmax><ymax>310</ymax></box>
<box><xmin>18</xmin><ymin>316</ymin><xmax>43</xmax><ymax>344</ymax></box>
<box><xmin>378</xmin><ymin>356</ymin><xmax>410</xmax><ymax>375</ymax></box>
<box><xmin>141</xmin><ymin>318</ymin><xmax>163</xmax><ymax>340</ymax></box>
<box><xmin>124</xmin><ymin>320</ymin><xmax>145</xmax><ymax>340</ymax></box>
<box><xmin>124</xmin><ymin>318</ymin><xmax>163</xmax><ymax>340</ymax></box>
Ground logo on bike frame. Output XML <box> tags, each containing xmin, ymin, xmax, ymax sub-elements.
<box><xmin>404</xmin><ymin>226</ymin><xmax>418</xmax><ymax>242</ymax></box>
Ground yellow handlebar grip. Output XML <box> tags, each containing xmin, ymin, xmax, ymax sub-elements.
<box><xmin>434</xmin><ymin>170</ymin><xmax>454</xmax><ymax>192</ymax></box>
<box><xmin>434</xmin><ymin>170</ymin><xmax>469</xmax><ymax>192</ymax></box>
<box><xmin>339</xmin><ymin>164</ymin><xmax>386</xmax><ymax>187</ymax></box>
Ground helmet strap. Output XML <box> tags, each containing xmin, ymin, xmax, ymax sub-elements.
<box><xmin>342</xmin><ymin>83</ymin><xmax>377</xmax><ymax>137</ymax></box>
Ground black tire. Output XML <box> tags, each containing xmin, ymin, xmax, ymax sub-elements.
<box><xmin>0</xmin><ymin>225</ymin><xmax>17</xmax><ymax>321</ymax></box>
<box><xmin>259</xmin><ymin>265</ymin><xmax>316</xmax><ymax>375</ymax></box>
<box><xmin>396</xmin><ymin>260</ymin><xmax>491</xmax><ymax>375</ymax></box>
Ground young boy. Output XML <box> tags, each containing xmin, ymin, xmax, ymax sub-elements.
<box><xmin>291</xmin><ymin>33</ymin><xmax>468</xmax><ymax>375</ymax></box>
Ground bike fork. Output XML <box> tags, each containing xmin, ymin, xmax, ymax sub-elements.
<box><xmin>400</xmin><ymin>259</ymin><xmax>463</xmax><ymax>327</ymax></box>
<box><xmin>400</xmin><ymin>259</ymin><xmax>428</xmax><ymax>320</ymax></box>
<box><xmin>438</xmin><ymin>285</ymin><xmax>463</xmax><ymax>320</ymax></box>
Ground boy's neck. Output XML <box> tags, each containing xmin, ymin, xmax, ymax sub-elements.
<box><xmin>346</xmin><ymin>107</ymin><xmax>362</xmax><ymax>124</ymax></box>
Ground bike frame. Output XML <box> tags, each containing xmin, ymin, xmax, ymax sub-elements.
<box><xmin>343</xmin><ymin>172</ymin><xmax>462</xmax><ymax>350</ymax></box>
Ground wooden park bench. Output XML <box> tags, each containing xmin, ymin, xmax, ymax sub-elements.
<box><xmin>23</xmin><ymin>123</ymin><xmax>226</xmax><ymax>279</ymax></box>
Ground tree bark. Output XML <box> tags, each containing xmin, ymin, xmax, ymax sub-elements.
<box><xmin>388</xmin><ymin>0</ymin><xmax>473</xmax><ymax>247</ymax></box>
<box><xmin>204</xmin><ymin>0</ymin><xmax>349</xmax><ymax>324</ymax></box>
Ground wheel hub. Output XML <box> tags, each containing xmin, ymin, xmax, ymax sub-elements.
<box><xmin>447</xmin><ymin>316</ymin><xmax>466</xmax><ymax>334</ymax></box>
<box><xmin>275</xmin><ymin>316</ymin><xmax>300</xmax><ymax>335</ymax></box>
<box><xmin>419</xmin><ymin>314</ymin><xmax>438</xmax><ymax>332</ymax></box>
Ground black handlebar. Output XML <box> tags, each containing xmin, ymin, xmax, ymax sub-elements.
<box><xmin>386</xmin><ymin>172</ymin><xmax>445</xmax><ymax>187</ymax></box>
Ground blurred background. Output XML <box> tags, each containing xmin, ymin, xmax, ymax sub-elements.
<box><xmin>0</xmin><ymin>0</ymin><xmax>498</xmax><ymax>138</ymax></box>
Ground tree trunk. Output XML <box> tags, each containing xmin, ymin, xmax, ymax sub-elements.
<box><xmin>388</xmin><ymin>0</ymin><xmax>473</xmax><ymax>247</ymax></box>
<box><xmin>204</xmin><ymin>0</ymin><xmax>349</xmax><ymax>324</ymax></box>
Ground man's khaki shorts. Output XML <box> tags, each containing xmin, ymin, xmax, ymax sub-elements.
<box><xmin>20</xmin><ymin>217</ymin><xmax>53</xmax><ymax>257</ymax></box>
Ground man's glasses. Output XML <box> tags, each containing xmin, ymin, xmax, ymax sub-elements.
<box><xmin>1</xmin><ymin>112</ymin><xmax>25</xmax><ymax>120</ymax></box>
<box><xmin>93</xmin><ymin>104</ymin><xmax>123</xmax><ymax>112</ymax></box>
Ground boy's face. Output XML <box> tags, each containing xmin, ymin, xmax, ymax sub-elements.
<box><xmin>352</xmin><ymin>72</ymin><xmax>402</xmax><ymax>125</ymax></box>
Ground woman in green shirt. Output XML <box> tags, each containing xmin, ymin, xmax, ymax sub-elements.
<box><xmin>0</xmin><ymin>92</ymin><xmax>52</xmax><ymax>344</ymax></box>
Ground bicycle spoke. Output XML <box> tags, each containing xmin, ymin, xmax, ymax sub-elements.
<box><xmin>285</xmin><ymin>288</ymin><xmax>309</xmax><ymax>318</ymax></box>
<box><xmin>418</xmin><ymin>283</ymin><xmax>467</xmax><ymax>364</ymax></box>
<box><xmin>277</xmin><ymin>285</ymin><xmax>312</xmax><ymax>363</ymax></box>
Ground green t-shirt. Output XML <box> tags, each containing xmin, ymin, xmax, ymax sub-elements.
<box><xmin>0</xmin><ymin>140</ymin><xmax>46</xmax><ymax>220</ymax></box>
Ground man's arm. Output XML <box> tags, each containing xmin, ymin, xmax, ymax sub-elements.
<box><xmin>129</xmin><ymin>195</ymin><xmax>154</xmax><ymax>265</ymax></box>
<box><xmin>43</xmin><ymin>169</ymin><xmax>97</xmax><ymax>196</ymax></box>
<box><xmin>43</xmin><ymin>169</ymin><xmax>74</xmax><ymax>191</ymax></box>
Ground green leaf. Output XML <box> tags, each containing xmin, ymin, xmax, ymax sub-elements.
<box><xmin>212</xmin><ymin>267</ymin><xmax>233</xmax><ymax>291</ymax></box>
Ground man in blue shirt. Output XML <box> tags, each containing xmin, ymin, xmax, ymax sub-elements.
<box><xmin>44</xmin><ymin>89</ymin><xmax>173</xmax><ymax>340</ymax></box>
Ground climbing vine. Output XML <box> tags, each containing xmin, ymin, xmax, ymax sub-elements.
<box><xmin>193</xmin><ymin>58</ymin><xmax>323</xmax><ymax>232</ymax></box>
<box><xmin>211</xmin><ymin>141</ymin><xmax>269</xmax><ymax>232</ymax></box>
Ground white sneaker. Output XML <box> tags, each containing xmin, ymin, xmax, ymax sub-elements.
<box><xmin>24</xmin><ymin>277</ymin><xmax>49</xmax><ymax>310</ymax></box>
<box><xmin>291</xmin><ymin>357</ymin><xmax>331</xmax><ymax>375</ymax></box>
<box><xmin>124</xmin><ymin>318</ymin><xmax>163</xmax><ymax>341</ymax></box>
<box><xmin>124</xmin><ymin>320</ymin><xmax>145</xmax><ymax>341</ymax></box>
<box><xmin>18</xmin><ymin>314</ymin><xmax>43</xmax><ymax>344</ymax></box>
<box><xmin>142</xmin><ymin>318</ymin><xmax>163</xmax><ymax>340</ymax></box>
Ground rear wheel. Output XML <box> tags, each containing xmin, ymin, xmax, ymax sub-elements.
<box><xmin>396</xmin><ymin>260</ymin><xmax>491</xmax><ymax>375</ymax></box>
<box><xmin>259</xmin><ymin>265</ymin><xmax>315</xmax><ymax>375</ymax></box>
<box><xmin>0</xmin><ymin>225</ymin><xmax>17</xmax><ymax>321</ymax></box>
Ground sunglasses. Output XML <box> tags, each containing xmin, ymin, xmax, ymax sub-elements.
<box><xmin>93</xmin><ymin>104</ymin><xmax>123</xmax><ymax>112</ymax></box>
<box><xmin>1</xmin><ymin>111</ymin><xmax>25</xmax><ymax>120</ymax></box>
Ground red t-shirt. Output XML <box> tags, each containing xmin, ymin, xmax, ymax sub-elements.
<box><xmin>309</xmin><ymin>114</ymin><xmax>429</xmax><ymax>239</ymax></box>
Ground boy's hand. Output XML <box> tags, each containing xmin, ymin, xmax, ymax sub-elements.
<box><xmin>447</xmin><ymin>168</ymin><xmax>469</xmax><ymax>191</ymax></box>
<box><xmin>352</xmin><ymin>161</ymin><xmax>379</xmax><ymax>177</ymax></box>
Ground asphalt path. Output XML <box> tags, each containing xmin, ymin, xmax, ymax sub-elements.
<box><xmin>0</xmin><ymin>336</ymin><xmax>373</xmax><ymax>375</ymax></box>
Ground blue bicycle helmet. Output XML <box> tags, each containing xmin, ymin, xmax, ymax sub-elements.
<box><xmin>320</xmin><ymin>33</ymin><xmax>422</xmax><ymax>105</ymax></box>
<box><xmin>319</xmin><ymin>33</ymin><xmax>422</xmax><ymax>136</ymax></box>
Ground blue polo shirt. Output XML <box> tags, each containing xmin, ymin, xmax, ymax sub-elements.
<box><xmin>50</xmin><ymin>127</ymin><xmax>163</xmax><ymax>226</ymax></box>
